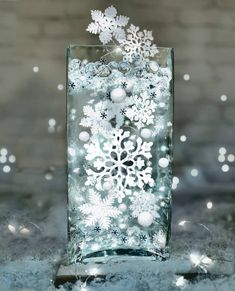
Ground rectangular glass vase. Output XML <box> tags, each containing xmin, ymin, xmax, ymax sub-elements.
<box><xmin>67</xmin><ymin>45</ymin><xmax>174</xmax><ymax>263</ymax></box>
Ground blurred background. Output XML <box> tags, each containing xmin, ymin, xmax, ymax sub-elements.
<box><xmin>0</xmin><ymin>0</ymin><xmax>235</xmax><ymax>289</ymax></box>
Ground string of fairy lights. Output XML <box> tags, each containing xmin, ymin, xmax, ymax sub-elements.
<box><xmin>1</xmin><ymin>64</ymin><xmax>234</xmax><ymax>289</ymax></box>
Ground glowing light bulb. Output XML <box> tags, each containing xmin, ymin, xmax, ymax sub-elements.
<box><xmin>178</xmin><ymin>220</ymin><xmax>187</xmax><ymax>226</ymax></box>
<box><xmin>190</xmin><ymin>253</ymin><xmax>201</xmax><ymax>266</ymax></box>
<box><xmin>191</xmin><ymin>169</ymin><xmax>198</xmax><ymax>177</ymax></box>
<box><xmin>206</xmin><ymin>201</ymin><xmax>213</xmax><ymax>209</ymax></box>
<box><xmin>221</xmin><ymin>164</ymin><xmax>229</xmax><ymax>172</ymax></box>
<box><xmin>33</xmin><ymin>66</ymin><xmax>39</xmax><ymax>73</ymax></box>
<box><xmin>183</xmin><ymin>74</ymin><xmax>190</xmax><ymax>81</ymax></box>
<box><xmin>220</xmin><ymin>94</ymin><xmax>227</xmax><ymax>102</ymax></box>
<box><xmin>89</xmin><ymin>267</ymin><xmax>99</xmax><ymax>276</ymax></box>
<box><xmin>180</xmin><ymin>135</ymin><xmax>187</xmax><ymax>142</ymax></box>
<box><xmin>175</xmin><ymin>276</ymin><xmax>187</xmax><ymax>287</ymax></box>
<box><xmin>219</xmin><ymin>147</ymin><xmax>226</xmax><ymax>155</ymax></box>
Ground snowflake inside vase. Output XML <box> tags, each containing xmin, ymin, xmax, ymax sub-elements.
<box><xmin>67</xmin><ymin>45</ymin><xmax>173</xmax><ymax>263</ymax></box>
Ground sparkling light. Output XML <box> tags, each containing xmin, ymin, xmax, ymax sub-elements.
<box><xmin>178</xmin><ymin>220</ymin><xmax>187</xmax><ymax>226</ymax></box>
<box><xmin>190</xmin><ymin>253</ymin><xmax>201</xmax><ymax>266</ymax></box>
<box><xmin>3</xmin><ymin>165</ymin><xmax>11</xmax><ymax>173</ymax></box>
<box><xmin>0</xmin><ymin>148</ymin><xmax>8</xmax><ymax>155</ymax></box>
<box><xmin>201</xmin><ymin>256</ymin><xmax>213</xmax><ymax>265</ymax></box>
<box><xmin>175</xmin><ymin>276</ymin><xmax>187</xmax><ymax>287</ymax></box>
<box><xmin>218</xmin><ymin>155</ymin><xmax>225</xmax><ymax>162</ymax></box>
<box><xmin>114</xmin><ymin>46</ymin><xmax>122</xmax><ymax>53</ymax></box>
<box><xmin>57</xmin><ymin>84</ymin><xmax>64</xmax><ymax>91</ymax></box>
<box><xmin>219</xmin><ymin>147</ymin><xmax>226</xmax><ymax>155</ymax></box>
<box><xmin>89</xmin><ymin>267</ymin><xmax>99</xmax><ymax>276</ymax></box>
<box><xmin>191</xmin><ymin>169</ymin><xmax>198</xmax><ymax>177</ymax></box>
<box><xmin>180</xmin><ymin>135</ymin><xmax>187</xmax><ymax>142</ymax></box>
<box><xmin>8</xmin><ymin>224</ymin><xmax>16</xmax><ymax>233</ymax></box>
<box><xmin>183</xmin><ymin>74</ymin><xmax>190</xmax><ymax>81</ymax></box>
<box><xmin>9</xmin><ymin>155</ymin><xmax>16</xmax><ymax>163</ymax></box>
<box><xmin>220</xmin><ymin>94</ymin><xmax>227</xmax><ymax>102</ymax></box>
<box><xmin>33</xmin><ymin>66</ymin><xmax>39</xmax><ymax>73</ymax></box>
<box><xmin>206</xmin><ymin>201</ymin><xmax>213</xmax><ymax>209</ymax></box>
<box><xmin>0</xmin><ymin>156</ymin><xmax>7</xmax><ymax>163</ymax></box>
<box><xmin>81</xmin><ymin>287</ymin><xmax>88</xmax><ymax>291</ymax></box>
<box><xmin>48</xmin><ymin>118</ymin><xmax>56</xmax><ymax>127</ymax></box>
<box><xmin>227</xmin><ymin>154</ymin><xmax>235</xmax><ymax>162</ymax></box>
<box><xmin>221</xmin><ymin>164</ymin><xmax>230</xmax><ymax>172</ymax></box>
<box><xmin>20</xmin><ymin>227</ymin><xmax>30</xmax><ymax>234</ymax></box>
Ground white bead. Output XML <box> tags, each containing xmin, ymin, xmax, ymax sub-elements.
<box><xmin>118</xmin><ymin>203</ymin><xmax>127</xmax><ymax>211</ymax></box>
<box><xmin>111</xmin><ymin>88</ymin><xmax>126</xmax><ymax>103</ymax></box>
<box><xmin>102</xmin><ymin>181</ymin><xmax>112</xmax><ymax>191</ymax></box>
<box><xmin>158</xmin><ymin>157</ymin><xmax>169</xmax><ymax>168</ymax></box>
<box><xmin>140</xmin><ymin>128</ymin><xmax>152</xmax><ymax>139</ymax></box>
<box><xmin>79</xmin><ymin>131</ymin><xmax>90</xmax><ymax>142</ymax></box>
<box><xmin>125</xmin><ymin>80</ymin><xmax>134</xmax><ymax>93</ymax></box>
<box><xmin>138</xmin><ymin>212</ymin><xmax>154</xmax><ymax>227</ymax></box>
<box><xmin>149</xmin><ymin>61</ymin><xmax>159</xmax><ymax>72</ymax></box>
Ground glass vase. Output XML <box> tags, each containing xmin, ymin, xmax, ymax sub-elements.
<box><xmin>67</xmin><ymin>45</ymin><xmax>174</xmax><ymax>263</ymax></box>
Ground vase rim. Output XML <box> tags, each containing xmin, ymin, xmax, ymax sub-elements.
<box><xmin>68</xmin><ymin>44</ymin><xmax>174</xmax><ymax>50</ymax></box>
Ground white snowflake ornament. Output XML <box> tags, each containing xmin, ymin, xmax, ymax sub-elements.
<box><xmin>120</xmin><ymin>24</ymin><xmax>158</xmax><ymax>62</ymax></box>
<box><xmin>84</xmin><ymin>129</ymin><xmax>154</xmax><ymax>202</ymax></box>
<box><xmin>79</xmin><ymin>190</ymin><xmax>120</xmax><ymax>230</ymax></box>
<box><xmin>87</xmin><ymin>5</ymin><xmax>129</xmax><ymax>44</ymax></box>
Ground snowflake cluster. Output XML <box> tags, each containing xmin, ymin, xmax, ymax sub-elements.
<box><xmin>87</xmin><ymin>5</ymin><xmax>158</xmax><ymax>62</ymax></box>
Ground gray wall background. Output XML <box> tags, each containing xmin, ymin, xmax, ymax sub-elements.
<box><xmin>0</xmin><ymin>0</ymin><xmax>235</xmax><ymax>259</ymax></box>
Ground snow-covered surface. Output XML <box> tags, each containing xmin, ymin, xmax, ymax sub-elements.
<box><xmin>0</xmin><ymin>189</ymin><xmax>235</xmax><ymax>290</ymax></box>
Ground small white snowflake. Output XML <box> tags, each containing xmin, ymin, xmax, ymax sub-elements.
<box><xmin>129</xmin><ymin>190</ymin><xmax>160</xmax><ymax>219</ymax></box>
<box><xmin>125</xmin><ymin>92</ymin><xmax>157</xmax><ymax>129</ymax></box>
<box><xmin>80</xmin><ymin>98</ymin><xmax>132</xmax><ymax>135</ymax></box>
<box><xmin>80</xmin><ymin>101</ymin><xmax>113</xmax><ymax>136</ymax></box>
<box><xmin>120</xmin><ymin>24</ymin><xmax>158</xmax><ymax>62</ymax></box>
<box><xmin>87</xmin><ymin>5</ymin><xmax>129</xmax><ymax>44</ymax></box>
<box><xmin>84</xmin><ymin>129</ymin><xmax>154</xmax><ymax>202</ymax></box>
<box><xmin>79</xmin><ymin>190</ymin><xmax>120</xmax><ymax>230</ymax></box>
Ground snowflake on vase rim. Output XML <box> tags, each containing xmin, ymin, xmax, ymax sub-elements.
<box><xmin>79</xmin><ymin>190</ymin><xmax>121</xmax><ymax>230</ymax></box>
<box><xmin>129</xmin><ymin>190</ymin><xmax>160</xmax><ymax>219</ymax></box>
<box><xmin>87</xmin><ymin>5</ymin><xmax>129</xmax><ymax>44</ymax></box>
<box><xmin>125</xmin><ymin>92</ymin><xmax>157</xmax><ymax>129</ymax></box>
<box><xmin>120</xmin><ymin>24</ymin><xmax>158</xmax><ymax>63</ymax></box>
<box><xmin>84</xmin><ymin>129</ymin><xmax>154</xmax><ymax>202</ymax></box>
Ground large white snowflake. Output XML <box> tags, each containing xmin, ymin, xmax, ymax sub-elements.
<box><xmin>129</xmin><ymin>190</ymin><xmax>160</xmax><ymax>219</ymax></box>
<box><xmin>120</xmin><ymin>24</ymin><xmax>158</xmax><ymax>62</ymax></box>
<box><xmin>125</xmin><ymin>92</ymin><xmax>157</xmax><ymax>129</ymax></box>
<box><xmin>87</xmin><ymin>5</ymin><xmax>129</xmax><ymax>44</ymax></box>
<box><xmin>84</xmin><ymin>129</ymin><xmax>154</xmax><ymax>202</ymax></box>
<box><xmin>79</xmin><ymin>190</ymin><xmax>120</xmax><ymax>230</ymax></box>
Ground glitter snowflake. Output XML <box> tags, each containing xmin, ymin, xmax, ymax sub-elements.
<box><xmin>120</xmin><ymin>24</ymin><xmax>158</xmax><ymax>62</ymax></box>
<box><xmin>84</xmin><ymin>129</ymin><xmax>154</xmax><ymax>202</ymax></box>
<box><xmin>129</xmin><ymin>190</ymin><xmax>160</xmax><ymax>219</ymax></box>
<box><xmin>125</xmin><ymin>92</ymin><xmax>157</xmax><ymax>129</ymax></box>
<box><xmin>87</xmin><ymin>5</ymin><xmax>129</xmax><ymax>44</ymax></box>
<box><xmin>79</xmin><ymin>190</ymin><xmax>120</xmax><ymax>230</ymax></box>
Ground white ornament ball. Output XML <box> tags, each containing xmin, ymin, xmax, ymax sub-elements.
<box><xmin>79</xmin><ymin>131</ymin><xmax>90</xmax><ymax>142</ymax></box>
<box><xmin>138</xmin><ymin>211</ymin><xmax>154</xmax><ymax>227</ymax></box>
<box><xmin>141</xmin><ymin>128</ymin><xmax>152</xmax><ymax>139</ymax></box>
<box><xmin>111</xmin><ymin>88</ymin><xmax>126</xmax><ymax>103</ymax></box>
<box><xmin>125</xmin><ymin>79</ymin><xmax>134</xmax><ymax>93</ymax></box>
<box><xmin>149</xmin><ymin>61</ymin><xmax>159</xmax><ymax>72</ymax></box>
<box><xmin>158</xmin><ymin>157</ymin><xmax>169</xmax><ymax>168</ymax></box>
<box><xmin>118</xmin><ymin>203</ymin><xmax>127</xmax><ymax>212</ymax></box>
<box><xmin>102</xmin><ymin>181</ymin><xmax>113</xmax><ymax>191</ymax></box>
